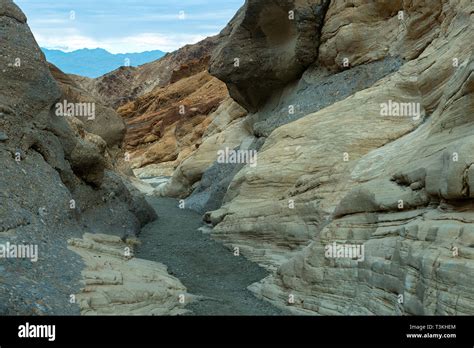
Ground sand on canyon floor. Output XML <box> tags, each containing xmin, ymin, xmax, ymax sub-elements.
<box><xmin>136</xmin><ymin>196</ymin><xmax>285</xmax><ymax>315</ymax></box>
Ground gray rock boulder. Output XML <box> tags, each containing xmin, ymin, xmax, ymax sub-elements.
<box><xmin>210</xmin><ymin>0</ymin><xmax>330</xmax><ymax>112</ymax></box>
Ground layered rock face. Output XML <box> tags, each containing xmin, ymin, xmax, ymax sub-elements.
<box><xmin>68</xmin><ymin>233</ymin><xmax>189</xmax><ymax>315</ymax></box>
<box><xmin>0</xmin><ymin>0</ymin><xmax>169</xmax><ymax>315</ymax></box>
<box><xmin>198</xmin><ymin>0</ymin><xmax>474</xmax><ymax>315</ymax></box>
<box><xmin>118</xmin><ymin>70</ymin><xmax>228</xmax><ymax>172</ymax></box>
<box><xmin>76</xmin><ymin>35</ymin><xmax>237</xmax><ymax>185</ymax></box>
<box><xmin>157</xmin><ymin>98</ymin><xmax>250</xmax><ymax>199</ymax></box>
<box><xmin>75</xmin><ymin>36</ymin><xmax>220</xmax><ymax>109</ymax></box>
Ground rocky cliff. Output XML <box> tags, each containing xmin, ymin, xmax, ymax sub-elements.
<box><xmin>118</xmin><ymin>69</ymin><xmax>228</xmax><ymax>174</ymax></box>
<box><xmin>0</xmin><ymin>0</ymin><xmax>184</xmax><ymax>315</ymax></box>
<box><xmin>75</xmin><ymin>36</ymin><xmax>220</xmax><ymax>109</ymax></box>
<box><xmin>206</xmin><ymin>0</ymin><xmax>474</xmax><ymax>315</ymax></box>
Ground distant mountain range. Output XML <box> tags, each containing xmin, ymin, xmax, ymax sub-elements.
<box><xmin>42</xmin><ymin>48</ymin><xmax>167</xmax><ymax>78</ymax></box>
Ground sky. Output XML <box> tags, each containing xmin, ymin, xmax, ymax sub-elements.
<box><xmin>14</xmin><ymin>0</ymin><xmax>244</xmax><ymax>54</ymax></box>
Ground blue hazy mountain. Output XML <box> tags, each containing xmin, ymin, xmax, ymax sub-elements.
<box><xmin>42</xmin><ymin>48</ymin><xmax>167</xmax><ymax>78</ymax></box>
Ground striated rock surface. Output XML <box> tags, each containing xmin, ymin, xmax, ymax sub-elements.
<box><xmin>118</xmin><ymin>70</ymin><xmax>228</xmax><ymax>171</ymax></box>
<box><xmin>75</xmin><ymin>36</ymin><xmax>220</xmax><ymax>109</ymax></box>
<box><xmin>202</xmin><ymin>0</ymin><xmax>474</xmax><ymax>315</ymax></box>
<box><xmin>68</xmin><ymin>233</ymin><xmax>189</xmax><ymax>315</ymax></box>
<box><xmin>157</xmin><ymin>98</ymin><xmax>249</xmax><ymax>198</ymax></box>
<box><xmin>254</xmin><ymin>47</ymin><xmax>474</xmax><ymax>314</ymax></box>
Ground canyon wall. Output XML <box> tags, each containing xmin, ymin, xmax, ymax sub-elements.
<box><xmin>206</xmin><ymin>0</ymin><xmax>474</xmax><ymax>315</ymax></box>
<box><xmin>0</xmin><ymin>0</ymin><xmax>183</xmax><ymax>315</ymax></box>
<box><xmin>118</xmin><ymin>69</ymin><xmax>228</xmax><ymax>174</ymax></box>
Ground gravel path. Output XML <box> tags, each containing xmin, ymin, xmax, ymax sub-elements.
<box><xmin>136</xmin><ymin>197</ymin><xmax>284</xmax><ymax>315</ymax></box>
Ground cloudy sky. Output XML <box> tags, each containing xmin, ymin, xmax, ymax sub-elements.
<box><xmin>15</xmin><ymin>0</ymin><xmax>244</xmax><ymax>53</ymax></box>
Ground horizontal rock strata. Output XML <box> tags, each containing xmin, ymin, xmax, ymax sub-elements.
<box><xmin>68</xmin><ymin>233</ymin><xmax>189</xmax><ymax>315</ymax></box>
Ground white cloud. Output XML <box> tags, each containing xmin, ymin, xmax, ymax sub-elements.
<box><xmin>35</xmin><ymin>33</ymin><xmax>101</xmax><ymax>52</ymax></box>
<box><xmin>34</xmin><ymin>32</ymin><xmax>209</xmax><ymax>53</ymax></box>
<box><xmin>31</xmin><ymin>18</ymin><xmax>70</xmax><ymax>25</ymax></box>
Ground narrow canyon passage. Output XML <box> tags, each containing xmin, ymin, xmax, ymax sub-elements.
<box><xmin>136</xmin><ymin>196</ymin><xmax>284</xmax><ymax>315</ymax></box>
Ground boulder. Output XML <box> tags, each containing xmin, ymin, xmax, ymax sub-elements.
<box><xmin>68</xmin><ymin>233</ymin><xmax>189</xmax><ymax>315</ymax></box>
<box><xmin>210</xmin><ymin>0</ymin><xmax>330</xmax><ymax>112</ymax></box>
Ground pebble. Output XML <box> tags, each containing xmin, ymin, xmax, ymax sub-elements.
<box><xmin>0</xmin><ymin>131</ymin><xmax>8</xmax><ymax>142</ymax></box>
